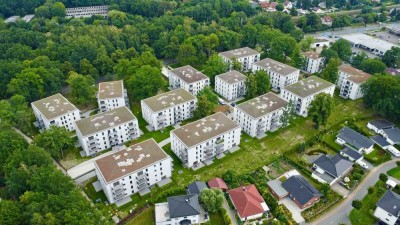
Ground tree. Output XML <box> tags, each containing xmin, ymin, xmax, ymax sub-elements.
<box><xmin>321</xmin><ymin>48</ymin><xmax>339</xmax><ymax>64</ymax></box>
<box><xmin>193</xmin><ymin>87</ymin><xmax>218</xmax><ymax>119</ymax></box>
<box><xmin>203</xmin><ymin>55</ymin><xmax>228</xmax><ymax>86</ymax></box>
<box><xmin>245</xmin><ymin>73</ymin><xmax>257</xmax><ymax>99</ymax></box>
<box><xmin>50</xmin><ymin>2</ymin><xmax>66</xmax><ymax>17</ymax></box>
<box><xmin>379</xmin><ymin>173</ymin><xmax>388</xmax><ymax>182</ymax></box>
<box><xmin>254</xmin><ymin>70</ymin><xmax>271</xmax><ymax>95</ymax></box>
<box><xmin>292</xmin><ymin>46</ymin><xmax>305</xmax><ymax>69</ymax></box>
<box><xmin>280</xmin><ymin>100</ymin><xmax>295</xmax><ymax>127</ymax></box>
<box><xmin>290</xmin><ymin>7</ymin><xmax>299</xmax><ymax>16</ymax></box>
<box><xmin>321</xmin><ymin>58</ymin><xmax>341</xmax><ymax>83</ymax></box>
<box><xmin>79</xmin><ymin>59</ymin><xmax>99</xmax><ymax>80</ymax></box>
<box><xmin>351</xmin><ymin>52</ymin><xmax>369</xmax><ymax>69</ymax></box>
<box><xmin>360</xmin><ymin>59</ymin><xmax>387</xmax><ymax>74</ymax></box>
<box><xmin>330</xmin><ymin>39</ymin><xmax>352</xmax><ymax>62</ymax></box>
<box><xmin>362</xmin><ymin>74</ymin><xmax>400</xmax><ymax>120</ymax></box>
<box><xmin>269</xmin><ymin>36</ymin><xmax>297</xmax><ymax>62</ymax></box>
<box><xmin>199</xmin><ymin>188</ymin><xmax>224</xmax><ymax>213</ymax></box>
<box><xmin>67</xmin><ymin>72</ymin><xmax>96</xmax><ymax>106</ymax></box>
<box><xmin>7</xmin><ymin>69</ymin><xmax>44</xmax><ymax>102</ymax></box>
<box><xmin>299</xmin><ymin>36</ymin><xmax>314</xmax><ymax>52</ymax></box>
<box><xmin>276</xmin><ymin>4</ymin><xmax>284</xmax><ymax>11</ymax></box>
<box><xmin>177</xmin><ymin>44</ymin><xmax>197</xmax><ymax>66</ymax></box>
<box><xmin>28</xmin><ymin>166</ymin><xmax>75</xmax><ymax>195</ymax></box>
<box><xmin>232</xmin><ymin>59</ymin><xmax>242</xmax><ymax>71</ymax></box>
<box><xmin>382</xmin><ymin>47</ymin><xmax>400</xmax><ymax>68</ymax></box>
<box><xmin>0</xmin><ymin>200</ymin><xmax>22</xmax><ymax>225</ymax></box>
<box><xmin>352</xmin><ymin>200</ymin><xmax>362</xmax><ymax>209</ymax></box>
<box><xmin>308</xmin><ymin>93</ymin><xmax>335</xmax><ymax>128</ymax></box>
<box><xmin>126</xmin><ymin>65</ymin><xmax>165</xmax><ymax>101</ymax></box>
<box><xmin>34</xmin><ymin>126</ymin><xmax>74</xmax><ymax>160</ymax></box>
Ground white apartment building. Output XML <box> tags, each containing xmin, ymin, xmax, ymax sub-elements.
<box><xmin>219</xmin><ymin>47</ymin><xmax>260</xmax><ymax>72</ymax></box>
<box><xmin>141</xmin><ymin>88</ymin><xmax>197</xmax><ymax>131</ymax></box>
<box><xmin>280</xmin><ymin>76</ymin><xmax>335</xmax><ymax>117</ymax></box>
<box><xmin>168</xmin><ymin>65</ymin><xmax>210</xmax><ymax>96</ymax></box>
<box><xmin>337</xmin><ymin>64</ymin><xmax>372</xmax><ymax>100</ymax></box>
<box><xmin>75</xmin><ymin>106</ymin><xmax>140</xmax><ymax>156</ymax></box>
<box><xmin>31</xmin><ymin>93</ymin><xmax>81</xmax><ymax>132</ymax></box>
<box><xmin>97</xmin><ymin>80</ymin><xmax>129</xmax><ymax>112</ymax></box>
<box><xmin>303</xmin><ymin>51</ymin><xmax>324</xmax><ymax>74</ymax></box>
<box><xmin>94</xmin><ymin>139</ymin><xmax>172</xmax><ymax>204</ymax></box>
<box><xmin>234</xmin><ymin>92</ymin><xmax>288</xmax><ymax>137</ymax></box>
<box><xmin>215</xmin><ymin>70</ymin><xmax>246</xmax><ymax>101</ymax></box>
<box><xmin>66</xmin><ymin>5</ymin><xmax>109</xmax><ymax>18</ymax></box>
<box><xmin>170</xmin><ymin>113</ymin><xmax>241</xmax><ymax>169</ymax></box>
<box><xmin>252</xmin><ymin>58</ymin><xmax>300</xmax><ymax>92</ymax></box>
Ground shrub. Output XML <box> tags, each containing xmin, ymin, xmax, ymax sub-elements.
<box><xmin>368</xmin><ymin>186</ymin><xmax>376</xmax><ymax>194</ymax></box>
<box><xmin>352</xmin><ymin>200</ymin><xmax>362</xmax><ymax>209</ymax></box>
<box><xmin>379</xmin><ymin>173</ymin><xmax>388</xmax><ymax>182</ymax></box>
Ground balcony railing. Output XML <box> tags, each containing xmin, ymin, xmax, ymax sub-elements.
<box><xmin>138</xmin><ymin>182</ymin><xmax>148</xmax><ymax>190</ymax></box>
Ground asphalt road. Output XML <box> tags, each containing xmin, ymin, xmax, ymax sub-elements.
<box><xmin>310</xmin><ymin>159</ymin><xmax>400</xmax><ymax>225</ymax></box>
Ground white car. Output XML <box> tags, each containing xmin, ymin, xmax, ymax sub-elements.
<box><xmin>218</xmin><ymin>98</ymin><xmax>225</xmax><ymax>105</ymax></box>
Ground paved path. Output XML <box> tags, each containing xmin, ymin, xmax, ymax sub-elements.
<box><xmin>222</xmin><ymin>198</ymin><xmax>238</xmax><ymax>225</ymax></box>
<box><xmin>158</xmin><ymin>138</ymin><xmax>171</xmax><ymax>148</ymax></box>
<box><xmin>310</xmin><ymin>159</ymin><xmax>400</xmax><ymax>225</ymax></box>
<box><xmin>13</xmin><ymin>127</ymin><xmax>33</xmax><ymax>143</ymax></box>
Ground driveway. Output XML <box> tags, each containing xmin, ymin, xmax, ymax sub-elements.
<box><xmin>331</xmin><ymin>182</ymin><xmax>350</xmax><ymax>197</ymax></box>
<box><xmin>310</xmin><ymin>159</ymin><xmax>400</xmax><ymax>225</ymax></box>
<box><xmin>222</xmin><ymin>199</ymin><xmax>238</xmax><ymax>225</ymax></box>
<box><xmin>279</xmin><ymin>198</ymin><xmax>305</xmax><ymax>224</ymax></box>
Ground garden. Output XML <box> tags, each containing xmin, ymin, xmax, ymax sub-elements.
<box><xmin>387</xmin><ymin>166</ymin><xmax>400</xmax><ymax>180</ymax></box>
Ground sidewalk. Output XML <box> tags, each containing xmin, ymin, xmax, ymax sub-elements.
<box><xmin>222</xmin><ymin>198</ymin><xmax>238</xmax><ymax>225</ymax></box>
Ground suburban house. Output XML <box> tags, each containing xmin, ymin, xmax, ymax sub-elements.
<box><xmin>228</xmin><ymin>184</ymin><xmax>269</xmax><ymax>221</ymax></box>
<box><xmin>214</xmin><ymin>70</ymin><xmax>246</xmax><ymax>101</ymax></box>
<box><xmin>75</xmin><ymin>106</ymin><xmax>140</xmax><ymax>156</ymax></box>
<box><xmin>66</xmin><ymin>5</ymin><xmax>109</xmax><ymax>18</ymax></box>
<box><xmin>280</xmin><ymin>76</ymin><xmax>335</xmax><ymax>117</ymax></box>
<box><xmin>310</xmin><ymin>38</ymin><xmax>330</xmax><ymax>48</ymax></box>
<box><xmin>312</xmin><ymin>154</ymin><xmax>354</xmax><ymax>185</ymax></box>
<box><xmin>373</xmin><ymin>190</ymin><xmax>400</xmax><ymax>225</ymax></box>
<box><xmin>303</xmin><ymin>51</ymin><xmax>324</xmax><ymax>74</ymax></box>
<box><xmin>336</xmin><ymin>126</ymin><xmax>375</xmax><ymax>154</ymax></box>
<box><xmin>234</xmin><ymin>92</ymin><xmax>288</xmax><ymax>138</ymax></box>
<box><xmin>337</xmin><ymin>64</ymin><xmax>372</xmax><ymax>100</ymax></box>
<box><xmin>284</xmin><ymin>0</ymin><xmax>293</xmax><ymax>9</ymax></box>
<box><xmin>168</xmin><ymin>65</ymin><xmax>210</xmax><ymax>96</ymax></box>
<box><xmin>97</xmin><ymin>80</ymin><xmax>129</xmax><ymax>112</ymax></box>
<box><xmin>339</xmin><ymin>146</ymin><xmax>363</xmax><ymax>163</ymax></box>
<box><xmin>382</xmin><ymin>128</ymin><xmax>400</xmax><ymax>145</ymax></box>
<box><xmin>187</xmin><ymin>181</ymin><xmax>208</xmax><ymax>195</ymax></box>
<box><xmin>252</xmin><ymin>58</ymin><xmax>300</xmax><ymax>92</ymax></box>
<box><xmin>367</xmin><ymin>120</ymin><xmax>396</xmax><ymax>135</ymax></box>
<box><xmin>218</xmin><ymin>47</ymin><xmax>260</xmax><ymax>72</ymax></box>
<box><xmin>94</xmin><ymin>139</ymin><xmax>172</xmax><ymax>204</ymax></box>
<box><xmin>207</xmin><ymin>178</ymin><xmax>228</xmax><ymax>192</ymax></box>
<box><xmin>170</xmin><ymin>112</ymin><xmax>241</xmax><ymax>169</ymax></box>
<box><xmin>141</xmin><ymin>88</ymin><xmax>197</xmax><ymax>131</ymax></box>
<box><xmin>31</xmin><ymin>93</ymin><xmax>81</xmax><ymax>132</ymax></box>
<box><xmin>321</xmin><ymin>15</ymin><xmax>333</xmax><ymax>27</ymax></box>
<box><xmin>371</xmin><ymin>135</ymin><xmax>392</xmax><ymax>150</ymax></box>
<box><xmin>155</xmin><ymin>194</ymin><xmax>205</xmax><ymax>225</ymax></box>
<box><xmin>282</xmin><ymin>175</ymin><xmax>322</xmax><ymax>209</ymax></box>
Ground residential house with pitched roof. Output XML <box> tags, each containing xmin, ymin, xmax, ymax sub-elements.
<box><xmin>187</xmin><ymin>181</ymin><xmax>208</xmax><ymax>195</ymax></box>
<box><xmin>374</xmin><ymin>190</ymin><xmax>400</xmax><ymax>225</ymax></box>
<box><xmin>336</xmin><ymin>126</ymin><xmax>375</xmax><ymax>154</ymax></box>
<box><xmin>228</xmin><ymin>184</ymin><xmax>269</xmax><ymax>221</ymax></box>
<box><xmin>282</xmin><ymin>175</ymin><xmax>322</xmax><ymax>209</ymax></box>
<box><xmin>312</xmin><ymin>154</ymin><xmax>354</xmax><ymax>185</ymax></box>
<box><xmin>368</xmin><ymin>120</ymin><xmax>396</xmax><ymax>135</ymax></box>
<box><xmin>382</xmin><ymin>128</ymin><xmax>400</xmax><ymax>145</ymax></box>
<box><xmin>208</xmin><ymin>178</ymin><xmax>228</xmax><ymax>192</ymax></box>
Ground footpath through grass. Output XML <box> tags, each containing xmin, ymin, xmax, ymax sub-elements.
<box><xmin>349</xmin><ymin>181</ymin><xmax>386</xmax><ymax>225</ymax></box>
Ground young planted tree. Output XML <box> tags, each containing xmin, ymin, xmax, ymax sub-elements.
<box><xmin>308</xmin><ymin>93</ymin><xmax>335</xmax><ymax>129</ymax></box>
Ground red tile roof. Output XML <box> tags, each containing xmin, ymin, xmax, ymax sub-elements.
<box><xmin>208</xmin><ymin>178</ymin><xmax>228</xmax><ymax>190</ymax></box>
<box><xmin>228</xmin><ymin>184</ymin><xmax>266</xmax><ymax>218</ymax></box>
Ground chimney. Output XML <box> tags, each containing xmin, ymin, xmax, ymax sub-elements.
<box><xmin>242</xmin><ymin>187</ymin><xmax>246</xmax><ymax>191</ymax></box>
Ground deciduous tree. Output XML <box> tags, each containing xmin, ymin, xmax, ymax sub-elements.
<box><xmin>321</xmin><ymin>58</ymin><xmax>341</xmax><ymax>83</ymax></box>
<box><xmin>67</xmin><ymin>72</ymin><xmax>96</xmax><ymax>106</ymax></box>
<box><xmin>126</xmin><ymin>65</ymin><xmax>165</xmax><ymax>101</ymax></box>
<box><xmin>203</xmin><ymin>55</ymin><xmax>228</xmax><ymax>86</ymax></box>
<box><xmin>330</xmin><ymin>39</ymin><xmax>352</xmax><ymax>62</ymax></box>
<box><xmin>382</xmin><ymin>47</ymin><xmax>400</xmax><ymax>68</ymax></box>
<box><xmin>308</xmin><ymin>93</ymin><xmax>335</xmax><ymax>128</ymax></box>
<box><xmin>360</xmin><ymin>58</ymin><xmax>386</xmax><ymax>74</ymax></box>
<box><xmin>34</xmin><ymin>126</ymin><xmax>74</xmax><ymax>160</ymax></box>
<box><xmin>199</xmin><ymin>188</ymin><xmax>224</xmax><ymax>213</ymax></box>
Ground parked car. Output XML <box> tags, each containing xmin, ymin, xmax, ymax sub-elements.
<box><xmin>218</xmin><ymin>98</ymin><xmax>225</xmax><ymax>105</ymax></box>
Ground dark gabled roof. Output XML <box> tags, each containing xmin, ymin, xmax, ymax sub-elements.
<box><xmin>187</xmin><ymin>181</ymin><xmax>208</xmax><ymax>195</ymax></box>
<box><xmin>383</xmin><ymin>128</ymin><xmax>400</xmax><ymax>143</ymax></box>
<box><xmin>376</xmin><ymin>190</ymin><xmax>400</xmax><ymax>217</ymax></box>
<box><xmin>337</xmin><ymin>127</ymin><xmax>374</xmax><ymax>150</ymax></box>
<box><xmin>368</xmin><ymin>120</ymin><xmax>395</xmax><ymax>130</ymax></box>
<box><xmin>371</xmin><ymin>135</ymin><xmax>391</xmax><ymax>148</ymax></box>
<box><xmin>282</xmin><ymin>175</ymin><xmax>322</xmax><ymax>205</ymax></box>
<box><xmin>313</xmin><ymin>154</ymin><xmax>353</xmax><ymax>178</ymax></box>
<box><xmin>168</xmin><ymin>194</ymin><xmax>201</xmax><ymax>218</ymax></box>
<box><xmin>340</xmin><ymin>146</ymin><xmax>363</xmax><ymax>161</ymax></box>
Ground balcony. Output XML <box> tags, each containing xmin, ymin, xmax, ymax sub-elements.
<box><xmin>137</xmin><ymin>173</ymin><xmax>146</xmax><ymax>180</ymax></box>
<box><xmin>179</xmin><ymin>149</ymin><xmax>188</xmax><ymax>162</ymax></box>
<box><xmin>112</xmin><ymin>183</ymin><xmax>123</xmax><ymax>191</ymax></box>
<box><xmin>113</xmin><ymin>188</ymin><xmax>125</xmax><ymax>196</ymax></box>
<box><xmin>271</xmin><ymin>115</ymin><xmax>279</xmax><ymax>122</ymax></box>
<box><xmin>114</xmin><ymin>193</ymin><xmax>127</xmax><ymax>201</ymax></box>
<box><xmin>138</xmin><ymin>182</ymin><xmax>148</xmax><ymax>190</ymax></box>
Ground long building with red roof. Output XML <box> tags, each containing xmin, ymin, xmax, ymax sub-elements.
<box><xmin>207</xmin><ymin>178</ymin><xmax>228</xmax><ymax>191</ymax></box>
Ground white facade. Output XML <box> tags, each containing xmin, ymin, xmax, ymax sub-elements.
<box><xmin>94</xmin><ymin>139</ymin><xmax>172</xmax><ymax>204</ymax></box>
<box><xmin>219</xmin><ymin>47</ymin><xmax>260</xmax><ymax>72</ymax></box>
<box><xmin>252</xmin><ymin>58</ymin><xmax>300</xmax><ymax>91</ymax></box>
<box><xmin>281</xmin><ymin>76</ymin><xmax>335</xmax><ymax>117</ymax></box>
<box><xmin>337</xmin><ymin>65</ymin><xmax>371</xmax><ymax>100</ymax></box>
<box><xmin>234</xmin><ymin>93</ymin><xmax>288</xmax><ymax>137</ymax></box>
<box><xmin>155</xmin><ymin>202</ymin><xmax>200</xmax><ymax>225</ymax></box>
<box><xmin>141</xmin><ymin>89</ymin><xmax>197</xmax><ymax>131</ymax></box>
<box><xmin>66</xmin><ymin>5</ymin><xmax>109</xmax><ymax>18</ymax></box>
<box><xmin>168</xmin><ymin>65</ymin><xmax>209</xmax><ymax>96</ymax></box>
<box><xmin>97</xmin><ymin>80</ymin><xmax>129</xmax><ymax>112</ymax></box>
<box><xmin>303</xmin><ymin>51</ymin><xmax>324</xmax><ymax>74</ymax></box>
<box><xmin>214</xmin><ymin>71</ymin><xmax>246</xmax><ymax>101</ymax></box>
<box><xmin>374</xmin><ymin>206</ymin><xmax>399</xmax><ymax>225</ymax></box>
<box><xmin>75</xmin><ymin>107</ymin><xmax>140</xmax><ymax>156</ymax></box>
<box><xmin>31</xmin><ymin>93</ymin><xmax>81</xmax><ymax>132</ymax></box>
<box><xmin>170</xmin><ymin>113</ymin><xmax>241</xmax><ymax>168</ymax></box>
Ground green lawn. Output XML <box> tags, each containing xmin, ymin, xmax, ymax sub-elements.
<box><xmin>208</xmin><ymin>212</ymin><xmax>225</xmax><ymax>225</ymax></box>
<box><xmin>349</xmin><ymin>181</ymin><xmax>386</xmax><ymax>225</ymax></box>
<box><xmin>364</xmin><ymin>148</ymin><xmax>392</xmax><ymax>166</ymax></box>
<box><xmin>387</xmin><ymin>167</ymin><xmax>400</xmax><ymax>179</ymax></box>
<box><xmin>126</xmin><ymin>207</ymin><xmax>155</xmax><ymax>225</ymax></box>
<box><xmin>86</xmin><ymin>93</ymin><xmax>380</xmax><ymax>224</ymax></box>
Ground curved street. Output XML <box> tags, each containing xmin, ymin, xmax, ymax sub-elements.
<box><xmin>310</xmin><ymin>159</ymin><xmax>400</xmax><ymax>225</ymax></box>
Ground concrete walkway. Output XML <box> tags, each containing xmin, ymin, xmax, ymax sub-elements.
<box><xmin>310</xmin><ymin>158</ymin><xmax>400</xmax><ymax>225</ymax></box>
<box><xmin>158</xmin><ymin>138</ymin><xmax>170</xmax><ymax>148</ymax></box>
<box><xmin>222</xmin><ymin>198</ymin><xmax>238</xmax><ymax>225</ymax></box>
